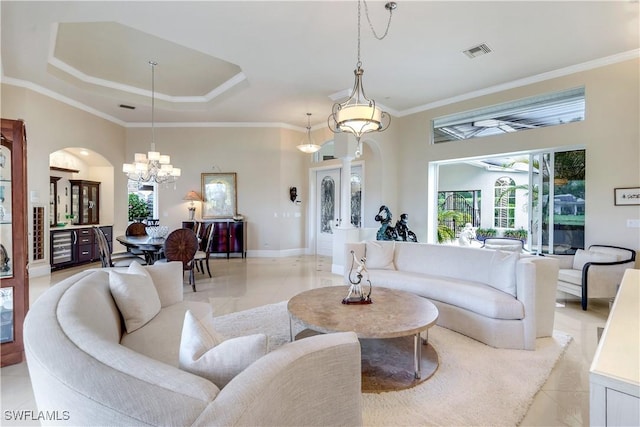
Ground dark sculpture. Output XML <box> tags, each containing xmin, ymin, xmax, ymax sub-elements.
<box><xmin>395</xmin><ymin>213</ymin><xmax>418</xmax><ymax>242</ymax></box>
<box><xmin>374</xmin><ymin>205</ymin><xmax>398</xmax><ymax>241</ymax></box>
<box><xmin>375</xmin><ymin>206</ymin><xmax>417</xmax><ymax>242</ymax></box>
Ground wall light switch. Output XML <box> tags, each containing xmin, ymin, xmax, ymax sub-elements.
<box><xmin>626</xmin><ymin>219</ymin><xmax>640</xmax><ymax>228</ymax></box>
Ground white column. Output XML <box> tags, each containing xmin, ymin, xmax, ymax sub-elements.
<box><xmin>332</xmin><ymin>134</ymin><xmax>359</xmax><ymax>276</ymax></box>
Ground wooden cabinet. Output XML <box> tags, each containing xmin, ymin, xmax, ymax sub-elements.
<box><xmin>183</xmin><ymin>220</ymin><xmax>246</xmax><ymax>258</ymax></box>
<box><xmin>50</xmin><ymin>226</ymin><xmax>112</xmax><ymax>271</ymax></box>
<box><xmin>49</xmin><ymin>176</ymin><xmax>60</xmax><ymax>226</ymax></box>
<box><xmin>70</xmin><ymin>180</ymin><xmax>100</xmax><ymax>225</ymax></box>
<box><xmin>0</xmin><ymin>118</ymin><xmax>29</xmax><ymax>367</ymax></box>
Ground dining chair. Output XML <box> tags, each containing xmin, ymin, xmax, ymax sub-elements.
<box><xmin>126</xmin><ymin>222</ymin><xmax>148</xmax><ymax>236</ymax></box>
<box><xmin>125</xmin><ymin>221</ymin><xmax>148</xmax><ymax>257</ymax></box>
<box><xmin>194</xmin><ymin>223</ymin><xmax>215</xmax><ymax>278</ymax></box>
<box><xmin>93</xmin><ymin>227</ymin><xmax>146</xmax><ymax>268</ymax></box>
<box><xmin>161</xmin><ymin>228</ymin><xmax>199</xmax><ymax>291</ymax></box>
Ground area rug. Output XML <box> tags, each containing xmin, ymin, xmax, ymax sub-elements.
<box><xmin>214</xmin><ymin>301</ymin><xmax>572</xmax><ymax>427</ymax></box>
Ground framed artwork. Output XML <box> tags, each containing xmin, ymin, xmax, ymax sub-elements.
<box><xmin>201</xmin><ymin>173</ymin><xmax>237</xmax><ymax>219</ymax></box>
<box><xmin>614</xmin><ymin>187</ymin><xmax>640</xmax><ymax>206</ymax></box>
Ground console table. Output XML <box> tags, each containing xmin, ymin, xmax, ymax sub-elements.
<box><xmin>589</xmin><ymin>269</ymin><xmax>639</xmax><ymax>426</ymax></box>
<box><xmin>182</xmin><ymin>220</ymin><xmax>246</xmax><ymax>258</ymax></box>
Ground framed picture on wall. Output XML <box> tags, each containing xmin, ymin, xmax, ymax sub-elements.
<box><xmin>614</xmin><ymin>187</ymin><xmax>640</xmax><ymax>206</ymax></box>
<box><xmin>201</xmin><ymin>173</ymin><xmax>237</xmax><ymax>218</ymax></box>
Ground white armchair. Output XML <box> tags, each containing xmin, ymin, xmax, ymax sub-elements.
<box><xmin>548</xmin><ymin>245</ymin><xmax>636</xmax><ymax>310</ymax></box>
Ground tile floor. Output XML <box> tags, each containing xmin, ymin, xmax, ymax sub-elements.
<box><xmin>1</xmin><ymin>255</ymin><xmax>609</xmax><ymax>426</ymax></box>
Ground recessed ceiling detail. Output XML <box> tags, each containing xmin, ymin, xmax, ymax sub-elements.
<box><xmin>48</xmin><ymin>21</ymin><xmax>245</xmax><ymax>103</ymax></box>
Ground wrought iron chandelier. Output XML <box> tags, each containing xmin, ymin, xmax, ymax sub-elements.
<box><xmin>328</xmin><ymin>0</ymin><xmax>395</xmax><ymax>157</ymax></box>
<box><xmin>297</xmin><ymin>113</ymin><xmax>321</xmax><ymax>154</ymax></box>
<box><xmin>123</xmin><ymin>61</ymin><xmax>181</xmax><ymax>184</ymax></box>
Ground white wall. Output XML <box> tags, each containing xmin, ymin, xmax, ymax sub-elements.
<box><xmin>396</xmin><ymin>58</ymin><xmax>640</xmax><ymax>252</ymax></box>
<box><xmin>3</xmin><ymin>57</ymin><xmax>638</xmax><ymax>271</ymax></box>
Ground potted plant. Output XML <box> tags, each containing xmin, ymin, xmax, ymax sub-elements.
<box><xmin>475</xmin><ymin>228</ymin><xmax>497</xmax><ymax>242</ymax></box>
<box><xmin>504</xmin><ymin>228</ymin><xmax>528</xmax><ymax>242</ymax></box>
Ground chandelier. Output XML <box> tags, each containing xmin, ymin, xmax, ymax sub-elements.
<box><xmin>328</xmin><ymin>0</ymin><xmax>395</xmax><ymax>157</ymax></box>
<box><xmin>123</xmin><ymin>61</ymin><xmax>181</xmax><ymax>184</ymax></box>
<box><xmin>297</xmin><ymin>113</ymin><xmax>321</xmax><ymax>153</ymax></box>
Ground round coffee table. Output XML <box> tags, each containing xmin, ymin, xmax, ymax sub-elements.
<box><xmin>287</xmin><ymin>286</ymin><xmax>439</xmax><ymax>392</ymax></box>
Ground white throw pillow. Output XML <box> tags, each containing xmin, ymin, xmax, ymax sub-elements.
<box><xmin>142</xmin><ymin>261</ymin><xmax>183</xmax><ymax>307</ymax></box>
<box><xmin>487</xmin><ymin>250</ymin><xmax>519</xmax><ymax>297</ymax></box>
<box><xmin>572</xmin><ymin>249</ymin><xmax>618</xmax><ymax>271</ymax></box>
<box><xmin>365</xmin><ymin>241</ymin><xmax>396</xmax><ymax>270</ymax></box>
<box><xmin>179</xmin><ymin>310</ymin><xmax>268</xmax><ymax>388</ymax></box>
<box><xmin>109</xmin><ymin>265</ymin><xmax>162</xmax><ymax>333</ymax></box>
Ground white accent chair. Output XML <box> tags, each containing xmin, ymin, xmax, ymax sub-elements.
<box><xmin>547</xmin><ymin>245</ymin><xmax>636</xmax><ymax>310</ymax></box>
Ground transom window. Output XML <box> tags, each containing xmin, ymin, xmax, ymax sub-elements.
<box><xmin>432</xmin><ymin>87</ymin><xmax>585</xmax><ymax>143</ymax></box>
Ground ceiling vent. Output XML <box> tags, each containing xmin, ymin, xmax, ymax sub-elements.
<box><xmin>463</xmin><ymin>43</ymin><xmax>492</xmax><ymax>59</ymax></box>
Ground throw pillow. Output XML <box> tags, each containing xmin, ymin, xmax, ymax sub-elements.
<box><xmin>572</xmin><ymin>249</ymin><xmax>618</xmax><ymax>271</ymax></box>
<box><xmin>109</xmin><ymin>265</ymin><xmax>162</xmax><ymax>333</ymax></box>
<box><xmin>487</xmin><ymin>250</ymin><xmax>519</xmax><ymax>297</ymax></box>
<box><xmin>143</xmin><ymin>261</ymin><xmax>184</xmax><ymax>307</ymax></box>
<box><xmin>179</xmin><ymin>310</ymin><xmax>268</xmax><ymax>388</ymax></box>
<box><xmin>364</xmin><ymin>241</ymin><xmax>396</xmax><ymax>270</ymax></box>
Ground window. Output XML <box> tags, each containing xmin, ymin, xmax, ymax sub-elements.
<box><xmin>494</xmin><ymin>177</ymin><xmax>515</xmax><ymax>228</ymax></box>
<box><xmin>127</xmin><ymin>180</ymin><xmax>157</xmax><ymax>221</ymax></box>
<box><xmin>432</xmin><ymin>87</ymin><xmax>585</xmax><ymax>143</ymax></box>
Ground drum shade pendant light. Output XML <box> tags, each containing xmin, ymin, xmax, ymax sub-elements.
<box><xmin>297</xmin><ymin>113</ymin><xmax>321</xmax><ymax>154</ymax></box>
<box><xmin>123</xmin><ymin>61</ymin><xmax>181</xmax><ymax>184</ymax></box>
<box><xmin>328</xmin><ymin>0</ymin><xmax>395</xmax><ymax>157</ymax></box>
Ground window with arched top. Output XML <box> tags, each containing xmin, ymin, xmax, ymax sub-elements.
<box><xmin>494</xmin><ymin>177</ymin><xmax>515</xmax><ymax>228</ymax></box>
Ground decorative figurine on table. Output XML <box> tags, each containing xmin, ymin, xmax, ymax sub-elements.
<box><xmin>395</xmin><ymin>213</ymin><xmax>418</xmax><ymax>242</ymax></box>
<box><xmin>375</xmin><ymin>205</ymin><xmax>398</xmax><ymax>241</ymax></box>
<box><xmin>344</xmin><ymin>250</ymin><xmax>372</xmax><ymax>304</ymax></box>
<box><xmin>458</xmin><ymin>223</ymin><xmax>476</xmax><ymax>246</ymax></box>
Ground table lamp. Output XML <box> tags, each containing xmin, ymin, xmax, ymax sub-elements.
<box><xmin>183</xmin><ymin>191</ymin><xmax>202</xmax><ymax>220</ymax></box>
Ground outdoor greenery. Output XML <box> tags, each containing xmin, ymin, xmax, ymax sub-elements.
<box><xmin>475</xmin><ymin>228</ymin><xmax>497</xmax><ymax>241</ymax></box>
<box><xmin>437</xmin><ymin>210</ymin><xmax>464</xmax><ymax>243</ymax></box>
<box><xmin>503</xmin><ymin>228</ymin><xmax>528</xmax><ymax>241</ymax></box>
<box><xmin>128</xmin><ymin>193</ymin><xmax>149</xmax><ymax>222</ymax></box>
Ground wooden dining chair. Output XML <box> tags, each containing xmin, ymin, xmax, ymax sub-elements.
<box><xmin>125</xmin><ymin>222</ymin><xmax>148</xmax><ymax>257</ymax></box>
<box><xmin>126</xmin><ymin>222</ymin><xmax>147</xmax><ymax>236</ymax></box>
<box><xmin>93</xmin><ymin>227</ymin><xmax>146</xmax><ymax>268</ymax></box>
<box><xmin>162</xmin><ymin>228</ymin><xmax>199</xmax><ymax>291</ymax></box>
<box><xmin>194</xmin><ymin>223</ymin><xmax>215</xmax><ymax>278</ymax></box>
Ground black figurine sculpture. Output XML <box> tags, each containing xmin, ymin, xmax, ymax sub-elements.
<box><xmin>374</xmin><ymin>205</ymin><xmax>398</xmax><ymax>241</ymax></box>
<box><xmin>395</xmin><ymin>213</ymin><xmax>418</xmax><ymax>242</ymax></box>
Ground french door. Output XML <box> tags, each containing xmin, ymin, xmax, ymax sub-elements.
<box><xmin>316</xmin><ymin>169</ymin><xmax>341</xmax><ymax>256</ymax></box>
<box><xmin>313</xmin><ymin>165</ymin><xmax>363</xmax><ymax>256</ymax></box>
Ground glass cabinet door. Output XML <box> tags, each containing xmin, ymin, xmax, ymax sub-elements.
<box><xmin>0</xmin><ymin>142</ymin><xmax>13</xmax><ymax>278</ymax></box>
<box><xmin>1</xmin><ymin>118</ymin><xmax>28</xmax><ymax>366</ymax></box>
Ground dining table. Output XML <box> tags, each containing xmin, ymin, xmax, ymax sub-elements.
<box><xmin>115</xmin><ymin>235</ymin><xmax>166</xmax><ymax>265</ymax></box>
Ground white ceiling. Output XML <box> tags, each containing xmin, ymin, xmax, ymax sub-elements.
<box><xmin>2</xmin><ymin>1</ymin><xmax>638</xmax><ymax>130</ymax></box>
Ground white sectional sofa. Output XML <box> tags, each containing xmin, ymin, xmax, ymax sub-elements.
<box><xmin>344</xmin><ymin>241</ymin><xmax>560</xmax><ymax>350</ymax></box>
<box><xmin>24</xmin><ymin>261</ymin><xmax>362</xmax><ymax>426</ymax></box>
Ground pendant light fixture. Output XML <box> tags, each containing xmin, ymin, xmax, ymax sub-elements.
<box><xmin>123</xmin><ymin>61</ymin><xmax>181</xmax><ymax>184</ymax></box>
<box><xmin>297</xmin><ymin>113</ymin><xmax>321</xmax><ymax>154</ymax></box>
<box><xmin>328</xmin><ymin>0</ymin><xmax>395</xmax><ymax>157</ymax></box>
